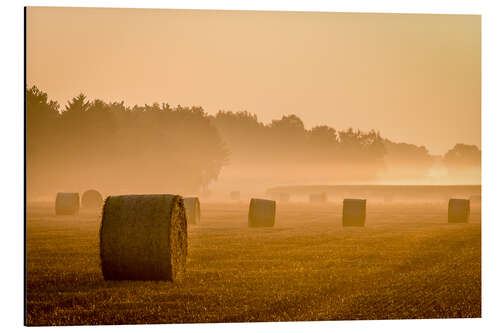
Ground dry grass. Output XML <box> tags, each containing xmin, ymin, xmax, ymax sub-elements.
<box><xmin>26</xmin><ymin>200</ymin><xmax>481</xmax><ymax>326</ymax></box>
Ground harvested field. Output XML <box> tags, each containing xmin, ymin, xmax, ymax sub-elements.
<box><xmin>26</xmin><ymin>200</ymin><xmax>481</xmax><ymax>325</ymax></box>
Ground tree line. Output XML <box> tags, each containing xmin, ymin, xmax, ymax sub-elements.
<box><xmin>27</xmin><ymin>86</ymin><xmax>227</xmax><ymax>197</ymax></box>
<box><xmin>26</xmin><ymin>86</ymin><xmax>481</xmax><ymax>197</ymax></box>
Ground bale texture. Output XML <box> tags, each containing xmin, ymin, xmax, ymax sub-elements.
<box><xmin>100</xmin><ymin>194</ymin><xmax>187</xmax><ymax>281</ymax></box>
<box><xmin>248</xmin><ymin>198</ymin><xmax>276</xmax><ymax>227</ymax></box>
<box><xmin>55</xmin><ymin>192</ymin><xmax>80</xmax><ymax>215</ymax></box>
<box><xmin>448</xmin><ymin>199</ymin><xmax>470</xmax><ymax>223</ymax></box>
<box><xmin>81</xmin><ymin>189</ymin><xmax>103</xmax><ymax>209</ymax></box>
<box><xmin>343</xmin><ymin>199</ymin><xmax>366</xmax><ymax>227</ymax></box>
<box><xmin>183</xmin><ymin>197</ymin><xmax>200</xmax><ymax>225</ymax></box>
<box><xmin>309</xmin><ymin>192</ymin><xmax>327</xmax><ymax>203</ymax></box>
<box><xmin>230</xmin><ymin>191</ymin><xmax>240</xmax><ymax>200</ymax></box>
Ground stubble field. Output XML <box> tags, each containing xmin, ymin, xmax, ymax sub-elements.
<box><xmin>26</xmin><ymin>199</ymin><xmax>481</xmax><ymax>326</ymax></box>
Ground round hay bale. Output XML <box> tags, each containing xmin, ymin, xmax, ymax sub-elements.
<box><xmin>81</xmin><ymin>189</ymin><xmax>103</xmax><ymax>209</ymax></box>
<box><xmin>230</xmin><ymin>191</ymin><xmax>240</xmax><ymax>201</ymax></box>
<box><xmin>183</xmin><ymin>197</ymin><xmax>200</xmax><ymax>225</ymax></box>
<box><xmin>343</xmin><ymin>199</ymin><xmax>366</xmax><ymax>227</ymax></box>
<box><xmin>248</xmin><ymin>198</ymin><xmax>276</xmax><ymax>227</ymax></box>
<box><xmin>448</xmin><ymin>199</ymin><xmax>470</xmax><ymax>223</ymax></box>
<box><xmin>99</xmin><ymin>194</ymin><xmax>187</xmax><ymax>281</ymax></box>
<box><xmin>55</xmin><ymin>192</ymin><xmax>80</xmax><ymax>215</ymax></box>
<box><xmin>309</xmin><ymin>192</ymin><xmax>327</xmax><ymax>203</ymax></box>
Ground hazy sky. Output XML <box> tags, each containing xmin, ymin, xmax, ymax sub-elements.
<box><xmin>26</xmin><ymin>7</ymin><xmax>480</xmax><ymax>155</ymax></box>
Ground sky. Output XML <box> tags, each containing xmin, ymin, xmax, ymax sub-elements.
<box><xmin>26</xmin><ymin>7</ymin><xmax>481</xmax><ymax>155</ymax></box>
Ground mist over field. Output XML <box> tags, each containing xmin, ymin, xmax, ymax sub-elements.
<box><xmin>26</xmin><ymin>8</ymin><xmax>481</xmax><ymax>200</ymax></box>
<box><xmin>26</xmin><ymin>87</ymin><xmax>480</xmax><ymax>201</ymax></box>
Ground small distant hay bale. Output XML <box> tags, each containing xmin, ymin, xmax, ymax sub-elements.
<box><xmin>55</xmin><ymin>192</ymin><xmax>80</xmax><ymax>215</ymax></box>
<box><xmin>269</xmin><ymin>192</ymin><xmax>279</xmax><ymax>200</ymax></box>
<box><xmin>200</xmin><ymin>190</ymin><xmax>211</xmax><ymax>198</ymax></box>
<box><xmin>309</xmin><ymin>192</ymin><xmax>327</xmax><ymax>203</ymax></box>
<box><xmin>183</xmin><ymin>197</ymin><xmax>200</xmax><ymax>225</ymax></box>
<box><xmin>248</xmin><ymin>198</ymin><xmax>276</xmax><ymax>227</ymax></box>
<box><xmin>383</xmin><ymin>193</ymin><xmax>393</xmax><ymax>203</ymax></box>
<box><xmin>469</xmin><ymin>195</ymin><xmax>481</xmax><ymax>204</ymax></box>
<box><xmin>343</xmin><ymin>199</ymin><xmax>366</xmax><ymax>227</ymax></box>
<box><xmin>230</xmin><ymin>191</ymin><xmax>240</xmax><ymax>200</ymax></box>
<box><xmin>99</xmin><ymin>194</ymin><xmax>187</xmax><ymax>281</ymax></box>
<box><xmin>448</xmin><ymin>199</ymin><xmax>470</xmax><ymax>223</ymax></box>
<box><xmin>271</xmin><ymin>192</ymin><xmax>290</xmax><ymax>202</ymax></box>
<box><xmin>279</xmin><ymin>192</ymin><xmax>290</xmax><ymax>202</ymax></box>
<box><xmin>81</xmin><ymin>189</ymin><xmax>103</xmax><ymax>209</ymax></box>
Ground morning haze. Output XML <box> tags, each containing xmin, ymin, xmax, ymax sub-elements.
<box><xmin>25</xmin><ymin>8</ymin><xmax>482</xmax><ymax>325</ymax></box>
<box><xmin>27</xmin><ymin>7</ymin><xmax>480</xmax><ymax>155</ymax></box>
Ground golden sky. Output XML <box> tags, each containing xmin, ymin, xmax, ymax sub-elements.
<box><xmin>26</xmin><ymin>7</ymin><xmax>480</xmax><ymax>155</ymax></box>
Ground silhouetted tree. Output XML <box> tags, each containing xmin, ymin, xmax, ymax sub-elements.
<box><xmin>26</xmin><ymin>85</ymin><xmax>60</xmax><ymax>147</ymax></box>
<box><xmin>444</xmin><ymin>144</ymin><xmax>481</xmax><ymax>170</ymax></box>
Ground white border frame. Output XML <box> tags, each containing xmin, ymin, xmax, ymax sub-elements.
<box><xmin>3</xmin><ymin>1</ymin><xmax>499</xmax><ymax>332</ymax></box>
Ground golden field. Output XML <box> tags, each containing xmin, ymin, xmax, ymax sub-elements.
<box><xmin>26</xmin><ymin>199</ymin><xmax>481</xmax><ymax>325</ymax></box>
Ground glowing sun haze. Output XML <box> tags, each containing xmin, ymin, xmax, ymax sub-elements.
<box><xmin>26</xmin><ymin>7</ymin><xmax>480</xmax><ymax>155</ymax></box>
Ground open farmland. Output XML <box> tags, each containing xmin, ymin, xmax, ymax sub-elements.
<box><xmin>26</xmin><ymin>199</ymin><xmax>481</xmax><ymax>325</ymax></box>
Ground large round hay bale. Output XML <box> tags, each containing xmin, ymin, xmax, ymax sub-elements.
<box><xmin>343</xmin><ymin>199</ymin><xmax>366</xmax><ymax>227</ymax></box>
<box><xmin>81</xmin><ymin>189</ymin><xmax>103</xmax><ymax>209</ymax></box>
<box><xmin>309</xmin><ymin>192</ymin><xmax>327</xmax><ymax>203</ymax></box>
<box><xmin>248</xmin><ymin>198</ymin><xmax>276</xmax><ymax>227</ymax></box>
<box><xmin>448</xmin><ymin>199</ymin><xmax>470</xmax><ymax>223</ymax></box>
<box><xmin>230</xmin><ymin>191</ymin><xmax>240</xmax><ymax>200</ymax></box>
<box><xmin>55</xmin><ymin>192</ymin><xmax>80</xmax><ymax>215</ymax></box>
<box><xmin>183</xmin><ymin>197</ymin><xmax>200</xmax><ymax>225</ymax></box>
<box><xmin>99</xmin><ymin>194</ymin><xmax>187</xmax><ymax>281</ymax></box>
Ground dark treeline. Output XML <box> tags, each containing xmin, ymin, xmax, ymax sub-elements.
<box><xmin>211</xmin><ymin>111</ymin><xmax>386</xmax><ymax>164</ymax></box>
<box><xmin>443</xmin><ymin>143</ymin><xmax>482</xmax><ymax>180</ymax></box>
<box><xmin>380</xmin><ymin>139</ymin><xmax>435</xmax><ymax>180</ymax></box>
<box><xmin>26</xmin><ymin>86</ymin><xmax>481</xmax><ymax>198</ymax></box>
<box><xmin>210</xmin><ymin>111</ymin><xmax>387</xmax><ymax>181</ymax></box>
<box><xmin>27</xmin><ymin>86</ymin><xmax>227</xmax><ymax>197</ymax></box>
<box><xmin>210</xmin><ymin>111</ymin><xmax>480</xmax><ymax>183</ymax></box>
